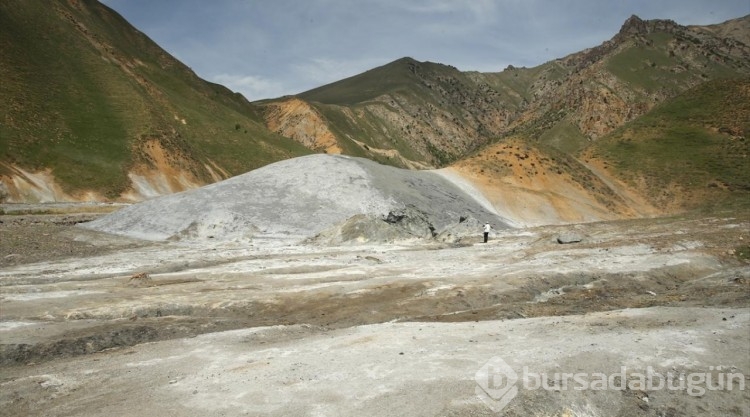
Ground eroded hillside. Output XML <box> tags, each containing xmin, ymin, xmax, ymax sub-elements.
<box><xmin>449</xmin><ymin>138</ymin><xmax>661</xmax><ymax>226</ymax></box>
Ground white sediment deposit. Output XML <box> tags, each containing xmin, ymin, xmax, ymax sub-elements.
<box><xmin>83</xmin><ymin>154</ymin><xmax>511</xmax><ymax>243</ymax></box>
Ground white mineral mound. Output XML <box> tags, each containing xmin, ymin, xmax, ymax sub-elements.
<box><xmin>82</xmin><ymin>154</ymin><xmax>511</xmax><ymax>243</ymax></box>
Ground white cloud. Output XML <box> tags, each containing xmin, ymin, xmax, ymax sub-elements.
<box><xmin>211</xmin><ymin>74</ymin><xmax>287</xmax><ymax>101</ymax></box>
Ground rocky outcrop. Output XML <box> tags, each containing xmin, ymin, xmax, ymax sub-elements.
<box><xmin>122</xmin><ymin>138</ymin><xmax>206</xmax><ymax>201</ymax></box>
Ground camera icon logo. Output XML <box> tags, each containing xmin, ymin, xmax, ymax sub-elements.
<box><xmin>475</xmin><ymin>356</ymin><xmax>519</xmax><ymax>412</ymax></box>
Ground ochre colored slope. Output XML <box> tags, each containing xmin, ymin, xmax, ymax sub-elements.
<box><xmin>450</xmin><ymin>139</ymin><xmax>660</xmax><ymax>226</ymax></box>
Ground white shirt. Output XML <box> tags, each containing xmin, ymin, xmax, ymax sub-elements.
<box><xmin>483</xmin><ymin>224</ymin><xmax>490</xmax><ymax>233</ymax></box>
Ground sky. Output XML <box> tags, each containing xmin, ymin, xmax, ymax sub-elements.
<box><xmin>100</xmin><ymin>0</ymin><xmax>749</xmax><ymax>101</ymax></box>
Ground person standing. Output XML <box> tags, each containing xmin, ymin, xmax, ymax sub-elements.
<box><xmin>483</xmin><ymin>222</ymin><xmax>491</xmax><ymax>243</ymax></box>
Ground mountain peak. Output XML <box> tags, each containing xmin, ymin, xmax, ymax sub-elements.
<box><xmin>616</xmin><ymin>14</ymin><xmax>683</xmax><ymax>39</ymax></box>
<box><xmin>618</xmin><ymin>14</ymin><xmax>647</xmax><ymax>36</ymax></box>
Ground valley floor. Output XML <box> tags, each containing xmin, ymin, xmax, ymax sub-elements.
<box><xmin>0</xmin><ymin>208</ymin><xmax>748</xmax><ymax>416</ymax></box>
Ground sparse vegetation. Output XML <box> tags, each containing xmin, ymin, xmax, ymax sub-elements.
<box><xmin>539</xmin><ymin>119</ymin><xmax>589</xmax><ymax>153</ymax></box>
<box><xmin>587</xmin><ymin>77</ymin><xmax>750</xmax><ymax>209</ymax></box>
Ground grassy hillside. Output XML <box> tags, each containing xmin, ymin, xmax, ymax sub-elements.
<box><xmin>605</xmin><ymin>31</ymin><xmax>743</xmax><ymax>93</ymax></box>
<box><xmin>0</xmin><ymin>0</ymin><xmax>309</xmax><ymax>198</ymax></box>
<box><xmin>584</xmin><ymin>77</ymin><xmax>750</xmax><ymax>209</ymax></box>
<box><xmin>291</xmin><ymin>58</ymin><xmax>527</xmax><ymax>167</ymax></box>
<box><xmin>299</xmin><ymin>57</ymin><xmax>425</xmax><ymax>106</ymax></box>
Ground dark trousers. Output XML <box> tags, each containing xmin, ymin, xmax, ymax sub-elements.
<box><xmin>483</xmin><ymin>232</ymin><xmax>489</xmax><ymax>243</ymax></box>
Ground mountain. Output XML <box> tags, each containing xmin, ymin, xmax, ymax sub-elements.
<box><xmin>261</xmin><ymin>58</ymin><xmax>514</xmax><ymax>168</ymax></box>
<box><xmin>0</xmin><ymin>0</ymin><xmax>310</xmax><ymax>201</ymax></box>
<box><xmin>264</xmin><ymin>15</ymin><xmax>750</xmax><ymax>165</ymax></box>
<box><xmin>1</xmin><ymin>3</ymin><xmax>748</xmax><ymax>219</ymax></box>
<box><xmin>583</xmin><ymin>77</ymin><xmax>750</xmax><ymax>211</ymax></box>
<box><xmin>260</xmin><ymin>14</ymin><xmax>750</xmax><ymax>215</ymax></box>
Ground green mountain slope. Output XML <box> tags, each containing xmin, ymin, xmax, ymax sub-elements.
<box><xmin>583</xmin><ymin>77</ymin><xmax>750</xmax><ymax>210</ymax></box>
<box><xmin>0</xmin><ymin>0</ymin><xmax>309</xmax><ymax>200</ymax></box>
<box><xmin>509</xmin><ymin>15</ymin><xmax>750</xmax><ymax>151</ymax></box>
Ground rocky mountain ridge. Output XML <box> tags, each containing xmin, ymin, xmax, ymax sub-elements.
<box><xmin>264</xmin><ymin>15</ymin><xmax>749</xmax><ymax>168</ymax></box>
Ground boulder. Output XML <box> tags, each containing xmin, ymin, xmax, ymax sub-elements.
<box><xmin>556</xmin><ymin>232</ymin><xmax>583</xmax><ymax>244</ymax></box>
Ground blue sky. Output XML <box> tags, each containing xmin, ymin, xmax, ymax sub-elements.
<box><xmin>101</xmin><ymin>0</ymin><xmax>749</xmax><ymax>101</ymax></box>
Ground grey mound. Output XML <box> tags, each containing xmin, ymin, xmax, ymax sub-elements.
<box><xmin>82</xmin><ymin>155</ymin><xmax>511</xmax><ymax>244</ymax></box>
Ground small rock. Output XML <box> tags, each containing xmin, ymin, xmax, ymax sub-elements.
<box><xmin>556</xmin><ymin>232</ymin><xmax>583</xmax><ymax>244</ymax></box>
<box><xmin>364</xmin><ymin>256</ymin><xmax>382</xmax><ymax>264</ymax></box>
<box><xmin>40</xmin><ymin>379</ymin><xmax>63</xmax><ymax>389</ymax></box>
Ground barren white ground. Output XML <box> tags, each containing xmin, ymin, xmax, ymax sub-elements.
<box><xmin>1</xmin><ymin>155</ymin><xmax>749</xmax><ymax>416</ymax></box>
<box><xmin>2</xmin><ymin>213</ymin><xmax>749</xmax><ymax>416</ymax></box>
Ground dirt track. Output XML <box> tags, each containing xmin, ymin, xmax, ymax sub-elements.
<box><xmin>1</xmin><ymin>210</ymin><xmax>749</xmax><ymax>416</ymax></box>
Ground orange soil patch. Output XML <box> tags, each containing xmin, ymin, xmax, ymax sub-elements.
<box><xmin>263</xmin><ymin>98</ymin><xmax>342</xmax><ymax>154</ymax></box>
<box><xmin>450</xmin><ymin>140</ymin><xmax>654</xmax><ymax>226</ymax></box>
